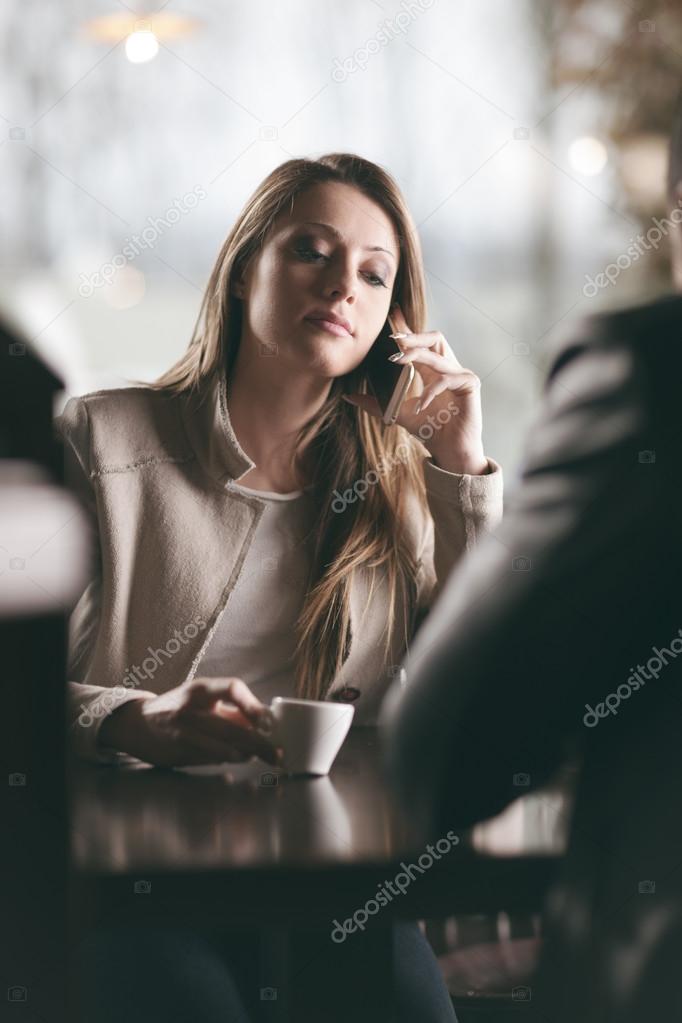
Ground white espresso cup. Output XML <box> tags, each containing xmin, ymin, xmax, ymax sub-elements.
<box><xmin>256</xmin><ymin>697</ymin><xmax>355</xmax><ymax>776</ymax></box>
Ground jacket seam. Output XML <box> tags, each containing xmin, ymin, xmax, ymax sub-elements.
<box><xmin>91</xmin><ymin>454</ymin><xmax>195</xmax><ymax>478</ymax></box>
<box><xmin>80</xmin><ymin>390</ymin><xmax>196</xmax><ymax>480</ymax></box>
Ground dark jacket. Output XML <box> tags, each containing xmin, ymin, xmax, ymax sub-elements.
<box><xmin>380</xmin><ymin>294</ymin><xmax>682</xmax><ymax>1021</ymax></box>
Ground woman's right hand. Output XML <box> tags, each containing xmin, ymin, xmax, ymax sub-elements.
<box><xmin>97</xmin><ymin>676</ymin><xmax>283</xmax><ymax>768</ymax></box>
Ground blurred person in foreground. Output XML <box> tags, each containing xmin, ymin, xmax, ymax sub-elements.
<box><xmin>380</xmin><ymin>97</ymin><xmax>682</xmax><ymax>1021</ymax></box>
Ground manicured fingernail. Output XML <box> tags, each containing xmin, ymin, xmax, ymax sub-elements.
<box><xmin>389</xmin><ymin>332</ymin><xmax>408</xmax><ymax>339</ymax></box>
<box><xmin>415</xmin><ymin>401</ymin><xmax>422</xmax><ymax>414</ymax></box>
<box><xmin>388</xmin><ymin>352</ymin><xmax>404</xmax><ymax>362</ymax></box>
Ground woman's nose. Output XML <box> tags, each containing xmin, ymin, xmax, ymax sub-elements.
<box><xmin>324</xmin><ymin>261</ymin><xmax>357</xmax><ymax>302</ymax></box>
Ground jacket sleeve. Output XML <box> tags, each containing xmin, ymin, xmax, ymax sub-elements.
<box><xmin>412</xmin><ymin>455</ymin><xmax>504</xmax><ymax>635</ymax></box>
<box><xmin>55</xmin><ymin>396</ymin><xmax>156</xmax><ymax>765</ymax></box>
<box><xmin>380</xmin><ymin>330</ymin><xmax>654</xmax><ymax>836</ymax></box>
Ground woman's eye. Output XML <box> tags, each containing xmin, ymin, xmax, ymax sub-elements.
<box><xmin>295</xmin><ymin>245</ymin><xmax>327</xmax><ymax>262</ymax></box>
<box><xmin>295</xmin><ymin>245</ymin><xmax>387</xmax><ymax>288</ymax></box>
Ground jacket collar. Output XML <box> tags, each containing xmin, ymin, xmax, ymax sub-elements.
<box><xmin>180</xmin><ymin>372</ymin><xmax>256</xmax><ymax>486</ymax></box>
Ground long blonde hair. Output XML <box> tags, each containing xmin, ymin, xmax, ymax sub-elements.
<box><xmin>151</xmin><ymin>153</ymin><xmax>430</xmax><ymax>700</ymax></box>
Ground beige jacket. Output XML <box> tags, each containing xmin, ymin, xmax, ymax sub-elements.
<box><xmin>54</xmin><ymin>372</ymin><xmax>503</xmax><ymax>764</ymax></box>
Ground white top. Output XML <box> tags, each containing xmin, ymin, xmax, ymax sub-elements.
<box><xmin>193</xmin><ymin>479</ymin><xmax>317</xmax><ymax>704</ymax></box>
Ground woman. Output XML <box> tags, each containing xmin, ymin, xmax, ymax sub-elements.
<box><xmin>62</xmin><ymin>153</ymin><xmax>503</xmax><ymax>1021</ymax></box>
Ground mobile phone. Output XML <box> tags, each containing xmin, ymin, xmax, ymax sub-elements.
<box><xmin>362</xmin><ymin>314</ymin><xmax>415</xmax><ymax>425</ymax></box>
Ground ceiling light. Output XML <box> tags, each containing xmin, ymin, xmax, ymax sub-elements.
<box><xmin>568</xmin><ymin>136</ymin><xmax>608</xmax><ymax>176</ymax></box>
<box><xmin>82</xmin><ymin>12</ymin><xmax>199</xmax><ymax>44</ymax></box>
<box><xmin>125</xmin><ymin>27</ymin><xmax>159</xmax><ymax>64</ymax></box>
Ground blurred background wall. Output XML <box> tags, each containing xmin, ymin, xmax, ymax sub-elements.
<box><xmin>1</xmin><ymin>0</ymin><xmax>680</xmax><ymax>479</ymax></box>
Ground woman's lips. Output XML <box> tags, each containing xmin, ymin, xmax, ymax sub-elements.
<box><xmin>303</xmin><ymin>317</ymin><xmax>352</xmax><ymax>338</ymax></box>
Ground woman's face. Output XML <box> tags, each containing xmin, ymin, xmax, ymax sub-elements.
<box><xmin>233</xmin><ymin>181</ymin><xmax>400</xmax><ymax>378</ymax></box>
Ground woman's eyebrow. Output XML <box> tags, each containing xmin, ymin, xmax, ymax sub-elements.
<box><xmin>298</xmin><ymin>220</ymin><xmax>396</xmax><ymax>261</ymax></box>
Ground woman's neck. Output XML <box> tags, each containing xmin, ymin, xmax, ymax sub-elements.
<box><xmin>225</xmin><ymin>353</ymin><xmax>330</xmax><ymax>492</ymax></box>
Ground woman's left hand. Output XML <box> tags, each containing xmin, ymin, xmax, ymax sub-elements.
<box><xmin>344</xmin><ymin>304</ymin><xmax>490</xmax><ymax>475</ymax></box>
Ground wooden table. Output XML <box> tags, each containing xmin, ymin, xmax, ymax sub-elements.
<box><xmin>69</xmin><ymin>727</ymin><xmax>573</xmax><ymax>1021</ymax></box>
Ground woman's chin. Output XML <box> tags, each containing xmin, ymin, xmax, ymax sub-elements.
<box><xmin>295</xmin><ymin>338</ymin><xmax>356</xmax><ymax>374</ymax></box>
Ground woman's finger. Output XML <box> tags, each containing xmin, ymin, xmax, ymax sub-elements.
<box><xmin>188</xmin><ymin>676</ymin><xmax>268</xmax><ymax>726</ymax></box>
<box><xmin>417</xmin><ymin>380</ymin><xmax>452</xmax><ymax>413</ymax></box>
<box><xmin>342</xmin><ymin>393</ymin><xmax>383</xmax><ymax>417</ymax></box>
<box><xmin>389</xmin><ymin>329</ymin><xmax>441</xmax><ymax>350</ymax></box>
<box><xmin>392</xmin><ymin>347</ymin><xmax>474</xmax><ymax>380</ymax></box>
<box><xmin>389</xmin><ymin>320</ymin><xmax>464</xmax><ymax>369</ymax></box>
<box><xmin>190</xmin><ymin>708</ymin><xmax>282</xmax><ymax>765</ymax></box>
<box><xmin>389</xmin><ymin>346</ymin><xmax>445</xmax><ymax>370</ymax></box>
